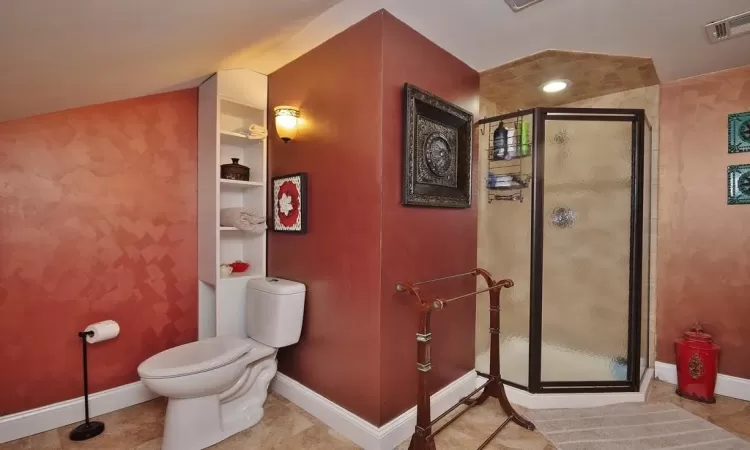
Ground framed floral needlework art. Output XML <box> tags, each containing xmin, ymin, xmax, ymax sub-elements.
<box><xmin>272</xmin><ymin>173</ymin><xmax>307</xmax><ymax>233</ymax></box>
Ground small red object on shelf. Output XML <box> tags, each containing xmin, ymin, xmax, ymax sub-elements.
<box><xmin>675</xmin><ymin>323</ymin><xmax>720</xmax><ymax>403</ymax></box>
<box><xmin>229</xmin><ymin>261</ymin><xmax>249</xmax><ymax>273</ymax></box>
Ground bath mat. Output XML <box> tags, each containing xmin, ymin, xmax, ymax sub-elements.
<box><xmin>527</xmin><ymin>402</ymin><xmax>750</xmax><ymax>449</ymax></box>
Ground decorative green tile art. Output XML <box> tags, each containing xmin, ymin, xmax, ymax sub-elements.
<box><xmin>728</xmin><ymin>164</ymin><xmax>750</xmax><ymax>205</ymax></box>
<box><xmin>728</xmin><ymin>111</ymin><xmax>750</xmax><ymax>153</ymax></box>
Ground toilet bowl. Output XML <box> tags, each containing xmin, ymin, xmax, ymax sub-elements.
<box><xmin>138</xmin><ymin>278</ymin><xmax>305</xmax><ymax>450</ymax></box>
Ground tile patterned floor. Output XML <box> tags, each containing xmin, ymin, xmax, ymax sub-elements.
<box><xmin>645</xmin><ymin>381</ymin><xmax>750</xmax><ymax>442</ymax></box>
<box><xmin>2</xmin><ymin>381</ymin><xmax>748</xmax><ymax>449</ymax></box>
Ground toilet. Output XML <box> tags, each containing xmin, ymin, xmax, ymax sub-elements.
<box><xmin>137</xmin><ymin>278</ymin><xmax>305</xmax><ymax>450</ymax></box>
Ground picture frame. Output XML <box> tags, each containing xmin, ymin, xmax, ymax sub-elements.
<box><xmin>728</xmin><ymin>164</ymin><xmax>750</xmax><ymax>205</ymax></box>
<box><xmin>402</xmin><ymin>83</ymin><xmax>473</xmax><ymax>208</ymax></box>
<box><xmin>728</xmin><ymin>111</ymin><xmax>750</xmax><ymax>154</ymax></box>
<box><xmin>272</xmin><ymin>173</ymin><xmax>308</xmax><ymax>233</ymax></box>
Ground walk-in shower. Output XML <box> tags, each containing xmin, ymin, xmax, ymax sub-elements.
<box><xmin>476</xmin><ymin>107</ymin><xmax>651</xmax><ymax>394</ymax></box>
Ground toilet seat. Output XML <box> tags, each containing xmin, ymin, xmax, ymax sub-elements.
<box><xmin>138</xmin><ymin>336</ymin><xmax>273</xmax><ymax>379</ymax></box>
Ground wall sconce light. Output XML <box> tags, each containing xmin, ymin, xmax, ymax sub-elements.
<box><xmin>274</xmin><ymin>106</ymin><xmax>300</xmax><ymax>143</ymax></box>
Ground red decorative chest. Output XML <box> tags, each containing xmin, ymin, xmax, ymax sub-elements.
<box><xmin>675</xmin><ymin>324</ymin><xmax>720</xmax><ymax>403</ymax></box>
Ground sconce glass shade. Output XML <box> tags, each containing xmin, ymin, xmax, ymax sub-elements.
<box><xmin>274</xmin><ymin>106</ymin><xmax>300</xmax><ymax>143</ymax></box>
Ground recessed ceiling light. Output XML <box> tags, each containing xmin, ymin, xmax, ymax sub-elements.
<box><xmin>541</xmin><ymin>80</ymin><xmax>570</xmax><ymax>93</ymax></box>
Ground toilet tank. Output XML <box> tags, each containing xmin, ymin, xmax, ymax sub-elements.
<box><xmin>246</xmin><ymin>277</ymin><xmax>305</xmax><ymax>348</ymax></box>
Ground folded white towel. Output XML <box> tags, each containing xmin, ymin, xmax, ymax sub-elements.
<box><xmin>220</xmin><ymin>208</ymin><xmax>266</xmax><ymax>234</ymax></box>
<box><xmin>246</xmin><ymin>124</ymin><xmax>268</xmax><ymax>140</ymax></box>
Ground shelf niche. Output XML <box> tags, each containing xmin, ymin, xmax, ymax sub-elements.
<box><xmin>198</xmin><ymin>69</ymin><xmax>268</xmax><ymax>339</ymax></box>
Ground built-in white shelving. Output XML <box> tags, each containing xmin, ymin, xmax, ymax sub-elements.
<box><xmin>220</xmin><ymin>179</ymin><xmax>263</xmax><ymax>188</ymax></box>
<box><xmin>223</xmin><ymin>273</ymin><xmax>264</xmax><ymax>282</ymax></box>
<box><xmin>219</xmin><ymin>129</ymin><xmax>265</xmax><ymax>146</ymax></box>
<box><xmin>198</xmin><ymin>69</ymin><xmax>268</xmax><ymax>340</ymax></box>
<box><xmin>220</xmin><ymin>130</ymin><xmax>248</xmax><ymax>139</ymax></box>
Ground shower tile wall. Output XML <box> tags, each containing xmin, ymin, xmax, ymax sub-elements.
<box><xmin>476</xmin><ymin>97</ymin><xmax>497</xmax><ymax>366</ymax></box>
<box><xmin>476</xmin><ymin>85</ymin><xmax>660</xmax><ymax>383</ymax></box>
<box><xmin>476</xmin><ymin>97</ymin><xmax>532</xmax><ymax>386</ymax></box>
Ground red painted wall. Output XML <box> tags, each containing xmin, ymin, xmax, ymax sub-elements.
<box><xmin>379</xmin><ymin>13</ymin><xmax>479</xmax><ymax>424</ymax></box>
<box><xmin>268</xmin><ymin>10</ymin><xmax>479</xmax><ymax>426</ymax></box>
<box><xmin>268</xmin><ymin>13</ymin><xmax>384</xmax><ymax>425</ymax></box>
<box><xmin>657</xmin><ymin>66</ymin><xmax>750</xmax><ymax>378</ymax></box>
<box><xmin>0</xmin><ymin>90</ymin><xmax>198</xmax><ymax>415</ymax></box>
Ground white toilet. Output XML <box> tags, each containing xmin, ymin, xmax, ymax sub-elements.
<box><xmin>138</xmin><ymin>278</ymin><xmax>305</xmax><ymax>450</ymax></box>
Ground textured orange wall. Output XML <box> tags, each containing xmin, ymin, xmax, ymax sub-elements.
<box><xmin>657</xmin><ymin>66</ymin><xmax>750</xmax><ymax>378</ymax></box>
<box><xmin>0</xmin><ymin>90</ymin><xmax>198</xmax><ymax>414</ymax></box>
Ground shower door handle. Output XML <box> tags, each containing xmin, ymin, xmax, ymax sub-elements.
<box><xmin>551</xmin><ymin>207</ymin><xmax>576</xmax><ymax>228</ymax></box>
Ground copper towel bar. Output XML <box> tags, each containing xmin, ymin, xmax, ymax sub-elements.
<box><xmin>396</xmin><ymin>267</ymin><xmax>534</xmax><ymax>450</ymax></box>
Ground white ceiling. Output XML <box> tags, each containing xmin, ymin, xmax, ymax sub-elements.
<box><xmin>1</xmin><ymin>0</ymin><xmax>749</xmax><ymax>123</ymax></box>
<box><xmin>385</xmin><ymin>0</ymin><xmax>750</xmax><ymax>79</ymax></box>
<box><xmin>0</xmin><ymin>0</ymin><xmax>342</xmax><ymax>122</ymax></box>
<box><xmin>259</xmin><ymin>0</ymin><xmax>750</xmax><ymax>82</ymax></box>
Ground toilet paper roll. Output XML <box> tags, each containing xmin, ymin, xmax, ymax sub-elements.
<box><xmin>84</xmin><ymin>320</ymin><xmax>120</xmax><ymax>344</ymax></box>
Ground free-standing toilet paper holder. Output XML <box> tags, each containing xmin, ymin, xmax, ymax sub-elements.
<box><xmin>69</xmin><ymin>330</ymin><xmax>105</xmax><ymax>441</ymax></box>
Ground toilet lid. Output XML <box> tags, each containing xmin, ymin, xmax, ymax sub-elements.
<box><xmin>138</xmin><ymin>336</ymin><xmax>271</xmax><ymax>379</ymax></box>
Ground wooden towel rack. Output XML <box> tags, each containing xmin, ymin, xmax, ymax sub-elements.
<box><xmin>395</xmin><ymin>268</ymin><xmax>535</xmax><ymax>450</ymax></box>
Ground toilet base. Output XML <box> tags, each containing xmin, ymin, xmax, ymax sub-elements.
<box><xmin>162</xmin><ymin>398</ymin><xmax>265</xmax><ymax>450</ymax></box>
<box><xmin>161</xmin><ymin>358</ymin><xmax>278</xmax><ymax>450</ymax></box>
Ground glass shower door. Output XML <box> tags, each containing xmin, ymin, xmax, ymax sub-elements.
<box><xmin>537</xmin><ymin>115</ymin><xmax>638</xmax><ymax>385</ymax></box>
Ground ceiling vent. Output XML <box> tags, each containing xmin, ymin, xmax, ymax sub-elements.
<box><xmin>706</xmin><ymin>10</ymin><xmax>750</xmax><ymax>43</ymax></box>
<box><xmin>504</xmin><ymin>0</ymin><xmax>545</xmax><ymax>12</ymax></box>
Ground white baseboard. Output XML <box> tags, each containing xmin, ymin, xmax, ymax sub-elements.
<box><xmin>271</xmin><ymin>370</ymin><xmax>477</xmax><ymax>450</ymax></box>
<box><xmin>655</xmin><ymin>361</ymin><xmax>750</xmax><ymax>401</ymax></box>
<box><xmin>491</xmin><ymin>368</ymin><xmax>653</xmax><ymax>410</ymax></box>
<box><xmin>654</xmin><ymin>361</ymin><xmax>679</xmax><ymax>384</ymax></box>
<box><xmin>0</xmin><ymin>381</ymin><xmax>158</xmax><ymax>444</ymax></box>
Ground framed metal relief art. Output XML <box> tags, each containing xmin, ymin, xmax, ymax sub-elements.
<box><xmin>728</xmin><ymin>164</ymin><xmax>750</xmax><ymax>205</ymax></box>
<box><xmin>272</xmin><ymin>173</ymin><xmax>308</xmax><ymax>233</ymax></box>
<box><xmin>402</xmin><ymin>83</ymin><xmax>473</xmax><ymax>208</ymax></box>
<box><xmin>728</xmin><ymin>111</ymin><xmax>750</xmax><ymax>153</ymax></box>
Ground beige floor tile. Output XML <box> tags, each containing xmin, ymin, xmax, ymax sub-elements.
<box><xmin>709</xmin><ymin>408</ymin><xmax>750</xmax><ymax>442</ymax></box>
<box><xmin>269</xmin><ymin>392</ymin><xmax>290</xmax><ymax>405</ymax></box>
<box><xmin>283</xmin><ymin>399</ymin><xmax>323</xmax><ymax>426</ymax></box>
<box><xmin>272</xmin><ymin>424</ymin><xmax>360</xmax><ymax>449</ymax></box>
<box><xmin>647</xmin><ymin>380</ymin><xmax>750</xmax><ymax>443</ymax></box>
<box><xmin>451</xmin><ymin>402</ymin><xmax>548</xmax><ymax>450</ymax></box>
<box><xmin>647</xmin><ymin>380</ymin><xmax>748</xmax><ymax>419</ymax></box>
<box><xmin>396</xmin><ymin>400</ymin><xmax>549</xmax><ymax>450</ymax></box>
<box><xmin>131</xmin><ymin>438</ymin><xmax>163</xmax><ymax>450</ymax></box>
<box><xmin>433</xmin><ymin>428</ymin><xmax>483</xmax><ymax>449</ymax></box>
<box><xmin>0</xmin><ymin>430</ymin><xmax>62</xmax><ymax>450</ymax></box>
<box><xmin>55</xmin><ymin>398</ymin><xmax>166</xmax><ymax>449</ymax></box>
<box><xmin>484</xmin><ymin>425</ymin><xmax>550</xmax><ymax>450</ymax></box>
<box><xmin>264</xmin><ymin>393</ymin><xmax>289</xmax><ymax>412</ymax></box>
<box><xmin>4</xmin><ymin>379</ymin><xmax>750</xmax><ymax>450</ymax></box>
<box><xmin>646</xmin><ymin>379</ymin><xmax>677</xmax><ymax>402</ymax></box>
<box><xmin>210</xmin><ymin>396</ymin><xmax>314</xmax><ymax>449</ymax></box>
